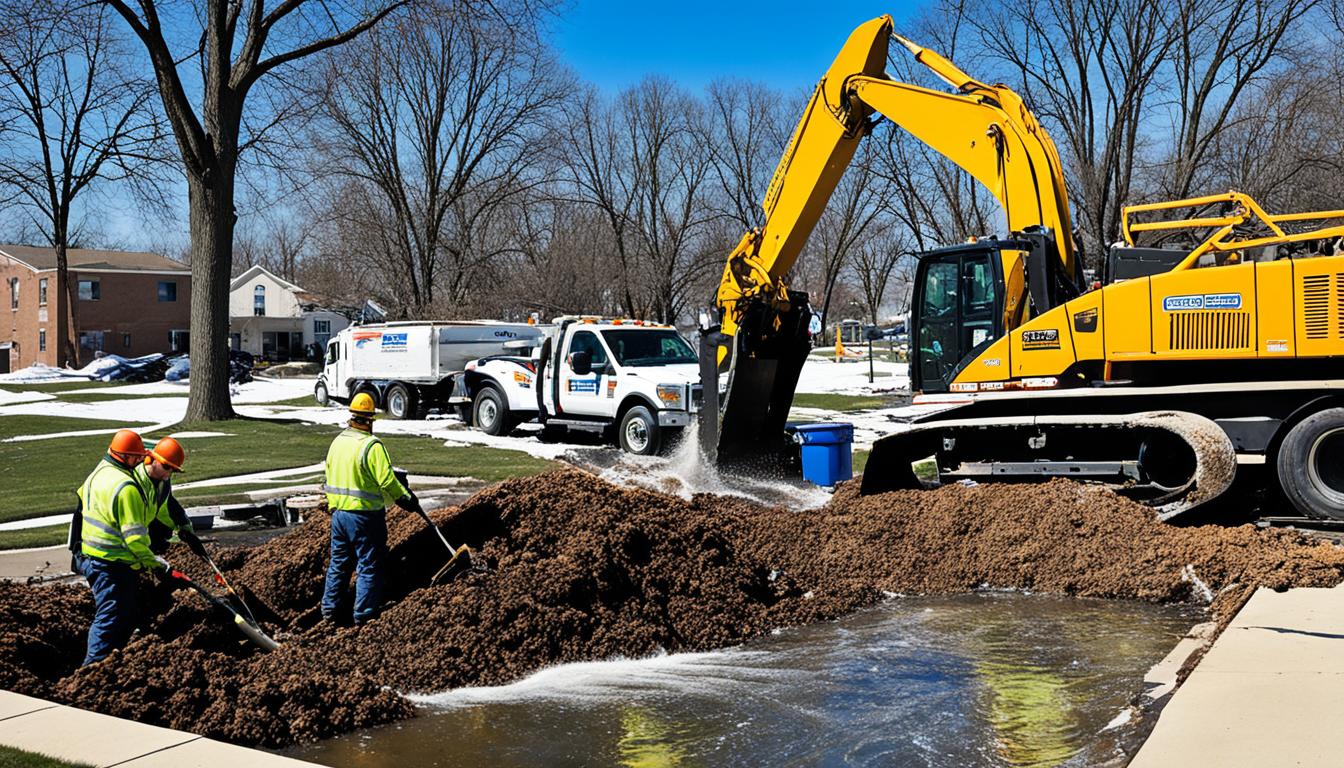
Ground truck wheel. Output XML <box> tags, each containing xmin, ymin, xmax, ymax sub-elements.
<box><xmin>314</xmin><ymin>381</ymin><xmax>329</xmax><ymax>407</ymax></box>
<box><xmin>1277</xmin><ymin>407</ymin><xmax>1344</xmax><ymax>520</ymax></box>
<box><xmin>619</xmin><ymin>405</ymin><xmax>661</xmax><ymax>456</ymax></box>
<box><xmin>473</xmin><ymin>386</ymin><xmax>513</xmax><ymax>436</ymax></box>
<box><xmin>386</xmin><ymin>384</ymin><xmax>415</xmax><ymax>420</ymax></box>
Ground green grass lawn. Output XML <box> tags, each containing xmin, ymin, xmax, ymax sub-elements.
<box><xmin>51</xmin><ymin>392</ymin><xmax>184</xmax><ymax>404</ymax></box>
<box><xmin>0</xmin><ymin>415</ymin><xmax>153</xmax><ymax>438</ymax></box>
<box><xmin>260</xmin><ymin>392</ymin><xmax>324</xmax><ymax>407</ymax></box>
<box><xmin>0</xmin><ymin>523</ymin><xmax>69</xmax><ymax>550</ymax></box>
<box><xmin>0</xmin><ymin>379</ymin><xmax>122</xmax><ymax>394</ymax></box>
<box><xmin>0</xmin><ymin>745</ymin><xmax>93</xmax><ymax>768</ymax></box>
<box><xmin>791</xmin><ymin>393</ymin><xmax>896</xmax><ymax>412</ymax></box>
<box><xmin>0</xmin><ymin>417</ymin><xmax>556</xmax><ymax>540</ymax></box>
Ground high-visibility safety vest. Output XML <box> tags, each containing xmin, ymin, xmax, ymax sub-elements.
<box><xmin>323</xmin><ymin>428</ymin><xmax>408</xmax><ymax>512</ymax></box>
<box><xmin>134</xmin><ymin>464</ymin><xmax>193</xmax><ymax>533</ymax></box>
<box><xmin>77</xmin><ymin>457</ymin><xmax>157</xmax><ymax>569</ymax></box>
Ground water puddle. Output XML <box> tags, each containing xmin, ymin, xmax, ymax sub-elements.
<box><xmin>286</xmin><ymin>593</ymin><xmax>1200</xmax><ymax>767</ymax></box>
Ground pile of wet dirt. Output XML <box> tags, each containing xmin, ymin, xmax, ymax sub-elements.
<box><xmin>4</xmin><ymin>470</ymin><xmax>1342</xmax><ymax>748</ymax></box>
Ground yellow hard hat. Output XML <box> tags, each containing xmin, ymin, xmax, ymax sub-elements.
<box><xmin>350</xmin><ymin>392</ymin><xmax>377</xmax><ymax>416</ymax></box>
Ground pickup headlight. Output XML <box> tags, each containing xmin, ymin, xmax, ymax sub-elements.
<box><xmin>656</xmin><ymin>384</ymin><xmax>683</xmax><ymax>408</ymax></box>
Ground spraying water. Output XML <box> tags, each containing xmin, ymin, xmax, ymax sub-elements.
<box><xmin>593</xmin><ymin>419</ymin><xmax>833</xmax><ymax>509</ymax></box>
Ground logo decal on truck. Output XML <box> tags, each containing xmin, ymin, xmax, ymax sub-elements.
<box><xmin>380</xmin><ymin>333</ymin><xmax>408</xmax><ymax>352</ymax></box>
<box><xmin>352</xmin><ymin>331</ymin><xmax>382</xmax><ymax>348</ymax></box>
<box><xmin>567</xmin><ymin>378</ymin><xmax>597</xmax><ymax>393</ymax></box>
<box><xmin>1021</xmin><ymin>329</ymin><xmax>1061</xmax><ymax>350</ymax></box>
<box><xmin>1163</xmin><ymin>293</ymin><xmax>1242</xmax><ymax>311</ymax></box>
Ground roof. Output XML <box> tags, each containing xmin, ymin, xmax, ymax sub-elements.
<box><xmin>0</xmin><ymin>244</ymin><xmax>189</xmax><ymax>273</ymax></box>
<box><xmin>230</xmin><ymin>264</ymin><xmax>305</xmax><ymax>293</ymax></box>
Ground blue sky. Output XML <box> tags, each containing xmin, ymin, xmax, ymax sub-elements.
<box><xmin>552</xmin><ymin>1</ymin><xmax>924</xmax><ymax>93</ymax></box>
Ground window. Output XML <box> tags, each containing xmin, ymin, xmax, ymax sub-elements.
<box><xmin>157</xmin><ymin>281</ymin><xmax>177</xmax><ymax>302</ymax></box>
<box><xmin>313</xmin><ymin>319</ymin><xmax>332</xmax><ymax>349</ymax></box>
<box><xmin>9</xmin><ymin>278</ymin><xmax>17</xmax><ymax>309</ymax></box>
<box><xmin>600</xmin><ymin>330</ymin><xmax>696</xmax><ymax>366</ymax></box>
<box><xmin>38</xmin><ymin>278</ymin><xmax>47</xmax><ymax>305</ymax></box>
<box><xmin>169</xmin><ymin>330</ymin><xmax>189</xmax><ymax>353</ymax></box>
<box><xmin>122</xmin><ymin>333</ymin><xmax>132</xmax><ymax>349</ymax></box>
<box><xmin>79</xmin><ymin>330</ymin><xmax>104</xmax><ymax>352</ymax></box>
<box><xmin>567</xmin><ymin>331</ymin><xmax>607</xmax><ymax>369</ymax></box>
<box><xmin>325</xmin><ymin>341</ymin><xmax>340</xmax><ymax>365</ymax></box>
<box><xmin>78</xmin><ymin>279</ymin><xmax>99</xmax><ymax>301</ymax></box>
<box><xmin>253</xmin><ymin>284</ymin><xmax>265</xmax><ymax>316</ymax></box>
<box><xmin>38</xmin><ymin>330</ymin><xmax>46</xmax><ymax>352</ymax></box>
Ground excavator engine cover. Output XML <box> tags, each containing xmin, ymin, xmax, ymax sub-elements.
<box><xmin>701</xmin><ymin>290</ymin><xmax>813</xmax><ymax>469</ymax></box>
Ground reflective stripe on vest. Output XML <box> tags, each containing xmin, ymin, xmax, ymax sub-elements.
<box><xmin>78</xmin><ymin>460</ymin><xmax>147</xmax><ymax>565</ymax></box>
<box><xmin>324</xmin><ymin>429</ymin><xmax>387</xmax><ymax>511</ymax></box>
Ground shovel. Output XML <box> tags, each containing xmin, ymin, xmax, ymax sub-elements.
<box><xmin>167</xmin><ymin>569</ymin><xmax>282</xmax><ymax>652</ymax></box>
<box><xmin>414</xmin><ymin>505</ymin><xmax>472</xmax><ymax>585</ymax></box>
<box><xmin>393</xmin><ymin>468</ymin><xmax>472</xmax><ymax>584</ymax></box>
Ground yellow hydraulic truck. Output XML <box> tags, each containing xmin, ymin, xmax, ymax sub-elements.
<box><xmin>698</xmin><ymin>15</ymin><xmax>1344</xmax><ymax>519</ymax></box>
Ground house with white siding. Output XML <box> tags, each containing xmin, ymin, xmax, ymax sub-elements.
<box><xmin>228</xmin><ymin>265</ymin><xmax>351</xmax><ymax>361</ymax></box>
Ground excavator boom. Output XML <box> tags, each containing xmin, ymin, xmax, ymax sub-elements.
<box><xmin>701</xmin><ymin>15</ymin><xmax>1079</xmax><ymax>466</ymax></box>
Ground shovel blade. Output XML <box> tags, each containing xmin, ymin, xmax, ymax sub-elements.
<box><xmin>431</xmin><ymin>545</ymin><xmax>473</xmax><ymax>585</ymax></box>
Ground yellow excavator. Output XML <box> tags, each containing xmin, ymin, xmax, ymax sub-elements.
<box><xmin>699</xmin><ymin>15</ymin><xmax>1344</xmax><ymax>520</ymax></box>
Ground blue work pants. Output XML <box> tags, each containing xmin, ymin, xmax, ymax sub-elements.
<box><xmin>322</xmin><ymin>509</ymin><xmax>387</xmax><ymax>624</ymax></box>
<box><xmin>76</xmin><ymin>555</ymin><xmax>140</xmax><ymax>666</ymax></box>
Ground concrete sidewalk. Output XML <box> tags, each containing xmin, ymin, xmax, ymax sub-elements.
<box><xmin>1130</xmin><ymin>584</ymin><xmax>1344</xmax><ymax>767</ymax></box>
<box><xmin>0</xmin><ymin>690</ymin><xmax>323</xmax><ymax>767</ymax></box>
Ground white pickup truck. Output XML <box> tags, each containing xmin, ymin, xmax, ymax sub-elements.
<box><xmin>451</xmin><ymin>317</ymin><xmax>702</xmax><ymax>455</ymax></box>
<box><xmin>316</xmin><ymin>321</ymin><xmax>544</xmax><ymax>418</ymax></box>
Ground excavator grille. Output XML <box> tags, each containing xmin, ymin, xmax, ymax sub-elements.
<box><xmin>1168</xmin><ymin>311</ymin><xmax>1251</xmax><ymax>351</ymax></box>
<box><xmin>1303</xmin><ymin>274</ymin><xmax>1331</xmax><ymax>339</ymax></box>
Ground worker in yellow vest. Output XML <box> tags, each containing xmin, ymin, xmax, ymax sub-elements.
<box><xmin>136</xmin><ymin>436</ymin><xmax>207</xmax><ymax>559</ymax></box>
<box><xmin>70</xmin><ymin>429</ymin><xmax>168</xmax><ymax>665</ymax></box>
<box><xmin>321</xmin><ymin>393</ymin><xmax>419</xmax><ymax>625</ymax></box>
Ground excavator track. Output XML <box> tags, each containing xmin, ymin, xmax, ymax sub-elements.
<box><xmin>861</xmin><ymin>410</ymin><xmax>1237</xmax><ymax>520</ymax></box>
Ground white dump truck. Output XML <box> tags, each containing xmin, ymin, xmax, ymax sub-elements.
<box><xmin>451</xmin><ymin>316</ymin><xmax>702</xmax><ymax>455</ymax></box>
<box><xmin>316</xmin><ymin>321</ymin><xmax>545</xmax><ymax>418</ymax></box>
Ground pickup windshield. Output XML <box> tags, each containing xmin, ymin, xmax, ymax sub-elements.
<box><xmin>600</xmin><ymin>329</ymin><xmax>697</xmax><ymax>366</ymax></box>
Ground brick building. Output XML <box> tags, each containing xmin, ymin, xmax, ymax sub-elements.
<box><xmin>0</xmin><ymin>245</ymin><xmax>191</xmax><ymax>373</ymax></box>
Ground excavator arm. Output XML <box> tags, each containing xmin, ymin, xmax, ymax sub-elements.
<box><xmin>701</xmin><ymin>14</ymin><xmax>1080</xmax><ymax>466</ymax></box>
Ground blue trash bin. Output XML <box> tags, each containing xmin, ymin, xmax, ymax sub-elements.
<box><xmin>793</xmin><ymin>422</ymin><xmax>854</xmax><ymax>487</ymax></box>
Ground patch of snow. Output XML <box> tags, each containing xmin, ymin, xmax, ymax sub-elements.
<box><xmin>0</xmin><ymin>390</ymin><xmax>56</xmax><ymax>407</ymax></box>
<box><xmin>165</xmin><ymin>431</ymin><xmax>234</xmax><ymax>438</ymax></box>
<box><xmin>795</xmin><ymin>356</ymin><xmax>910</xmax><ymax>395</ymax></box>
<box><xmin>0</xmin><ymin>363</ymin><xmax>85</xmax><ymax>384</ymax></box>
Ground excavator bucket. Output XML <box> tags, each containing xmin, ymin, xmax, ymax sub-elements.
<box><xmin>700</xmin><ymin>291</ymin><xmax>813</xmax><ymax>469</ymax></box>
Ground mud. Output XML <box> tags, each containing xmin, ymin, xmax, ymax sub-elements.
<box><xmin>3</xmin><ymin>470</ymin><xmax>1342</xmax><ymax>748</ymax></box>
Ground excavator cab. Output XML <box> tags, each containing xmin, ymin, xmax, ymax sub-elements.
<box><xmin>910</xmin><ymin>242</ymin><xmax>1007</xmax><ymax>394</ymax></box>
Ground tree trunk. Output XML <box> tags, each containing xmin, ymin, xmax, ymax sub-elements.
<box><xmin>183</xmin><ymin>172</ymin><xmax>237</xmax><ymax>422</ymax></box>
<box><xmin>54</xmin><ymin>245</ymin><xmax>79</xmax><ymax>369</ymax></box>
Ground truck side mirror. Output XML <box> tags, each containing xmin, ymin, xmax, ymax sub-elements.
<box><xmin>570</xmin><ymin>350</ymin><xmax>592</xmax><ymax>376</ymax></box>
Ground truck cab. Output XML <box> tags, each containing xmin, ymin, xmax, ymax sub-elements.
<box><xmin>454</xmin><ymin>317</ymin><xmax>702</xmax><ymax>455</ymax></box>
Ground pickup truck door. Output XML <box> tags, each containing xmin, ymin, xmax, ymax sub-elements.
<box><xmin>558</xmin><ymin>330</ymin><xmax>611</xmax><ymax>417</ymax></box>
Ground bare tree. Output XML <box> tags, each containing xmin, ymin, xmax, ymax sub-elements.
<box><xmin>973</xmin><ymin>0</ymin><xmax>1176</xmax><ymax>264</ymax></box>
<box><xmin>1160</xmin><ymin>0</ymin><xmax>1316</xmax><ymax>199</ymax></box>
<box><xmin>553</xmin><ymin>85</ymin><xmax>642</xmax><ymax>315</ymax></box>
<box><xmin>700</xmin><ymin>79</ymin><xmax>789</xmax><ymax>231</ymax></box>
<box><xmin>624</xmin><ymin>78</ymin><xmax>716</xmax><ymax>323</ymax></box>
<box><xmin>312</xmin><ymin>0</ymin><xmax>568</xmax><ymax>318</ymax></box>
<box><xmin>100</xmin><ymin>0</ymin><xmax>405</xmax><ymax>420</ymax></box>
<box><xmin>0</xmin><ymin>0</ymin><xmax>162</xmax><ymax>367</ymax></box>
<box><xmin>849</xmin><ymin>229</ymin><xmax>911</xmax><ymax>325</ymax></box>
<box><xmin>795</xmin><ymin>139</ymin><xmax>893</xmax><ymax>333</ymax></box>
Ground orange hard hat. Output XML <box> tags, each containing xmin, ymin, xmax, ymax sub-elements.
<box><xmin>148</xmin><ymin>436</ymin><xmax>187</xmax><ymax>472</ymax></box>
<box><xmin>107</xmin><ymin>429</ymin><xmax>147</xmax><ymax>463</ymax></box>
